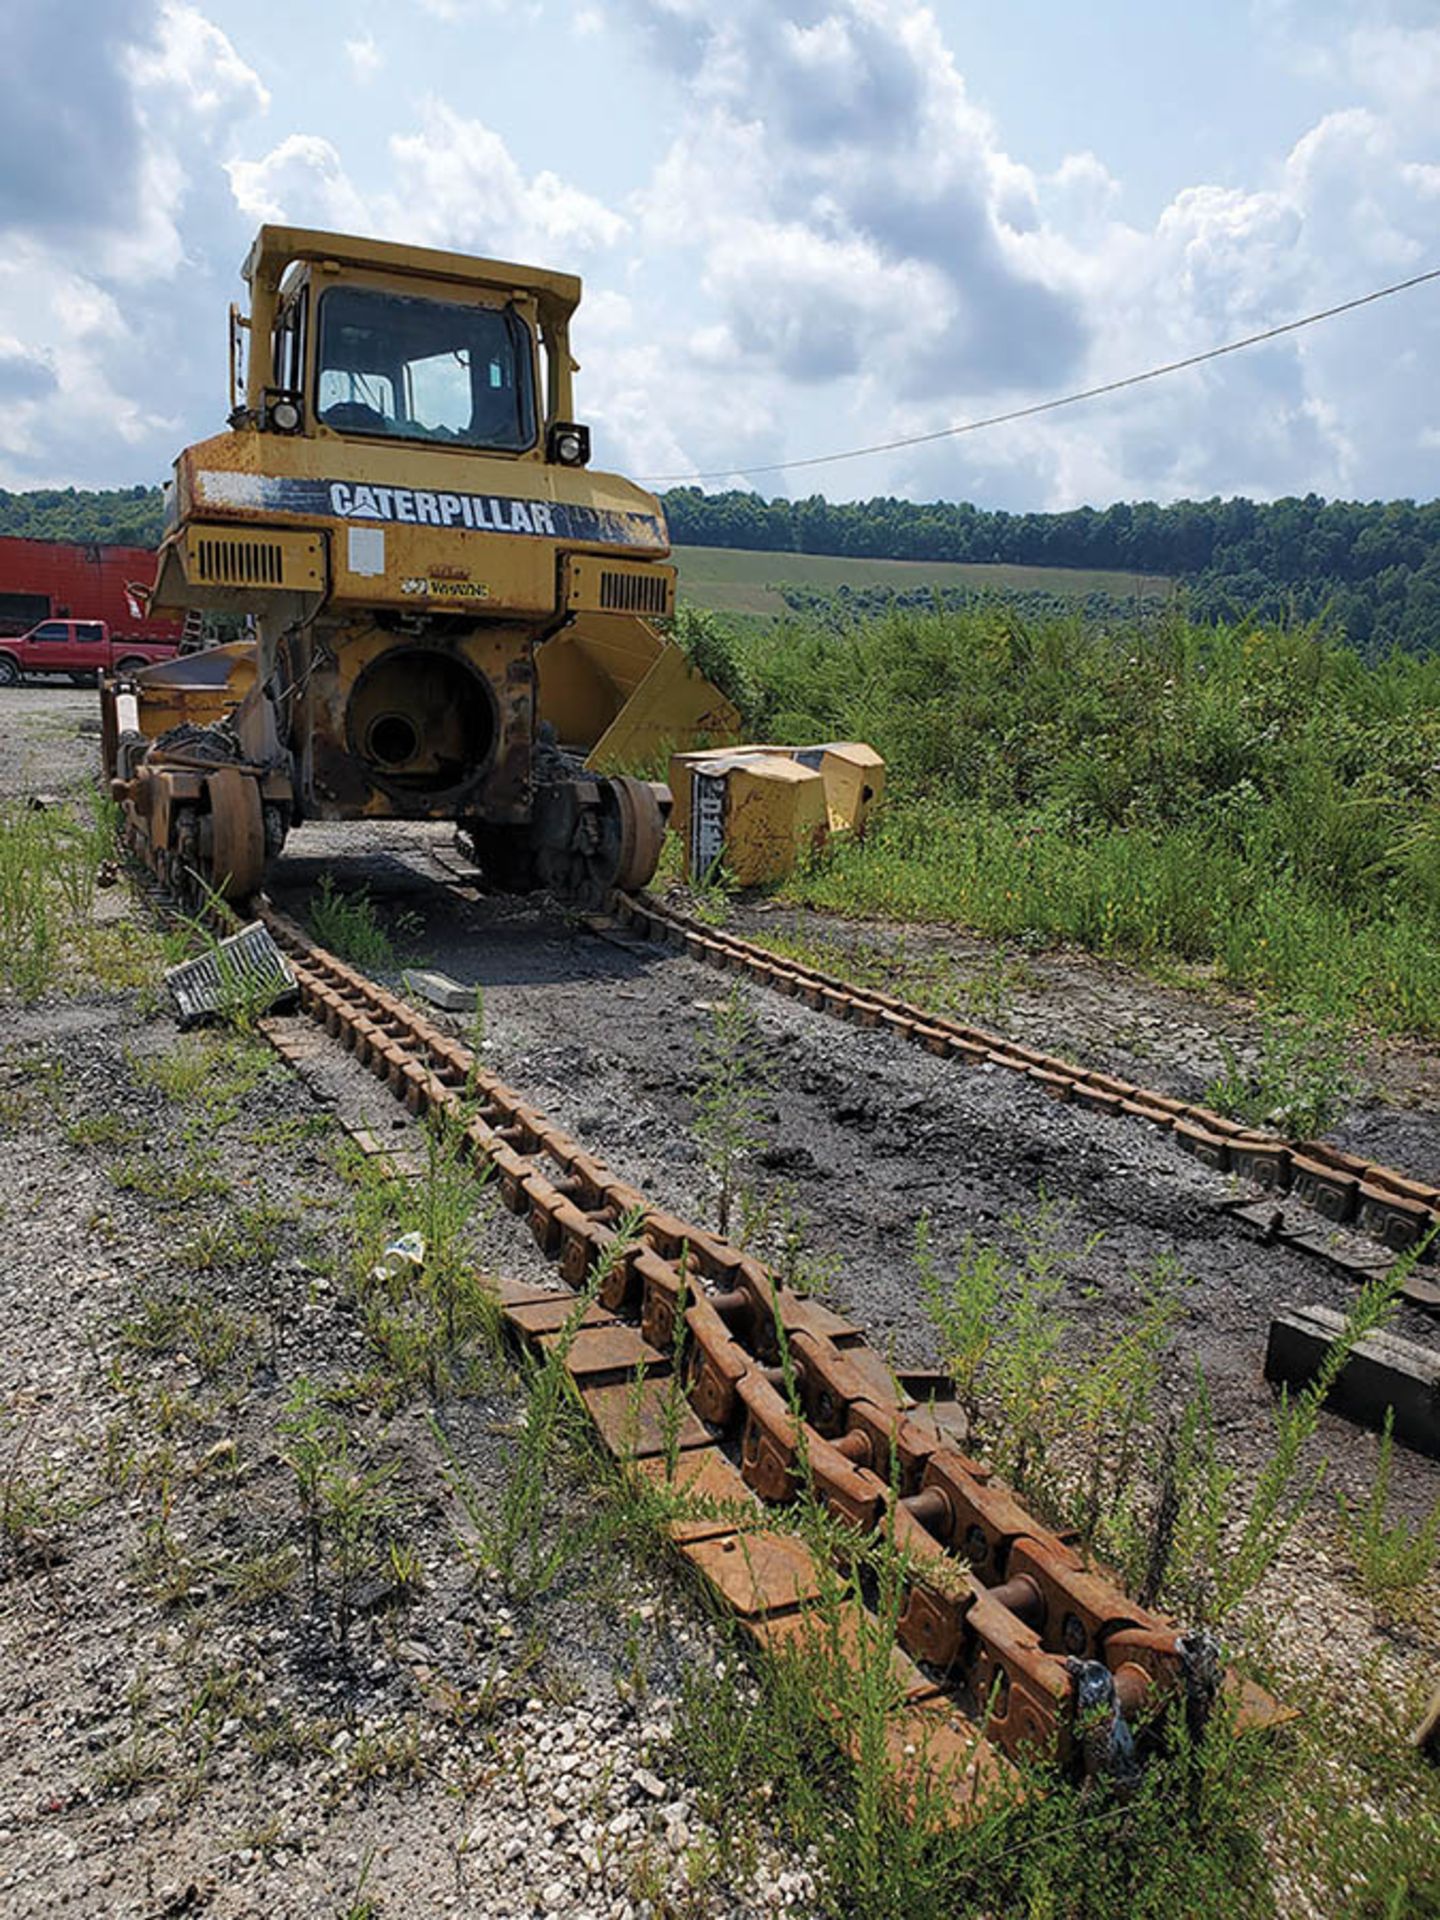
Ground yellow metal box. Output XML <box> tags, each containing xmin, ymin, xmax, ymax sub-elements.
<box><xmin>669</xmin><ymin>742</ymin><xmax>884</xmax><ymax>886</ymax></box>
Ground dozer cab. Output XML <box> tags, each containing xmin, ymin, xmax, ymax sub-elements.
<box><xmin>102</xmin><ymin>225</ymin><xmax>737</xmax><ymax>909</ymax></box>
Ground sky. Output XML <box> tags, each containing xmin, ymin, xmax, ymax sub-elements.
<box><xmin>1</xmin><ymin>0</ymin><xmax>1437</xmax><ymax>511</ymax></box>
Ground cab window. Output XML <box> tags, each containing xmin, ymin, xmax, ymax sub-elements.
<box><xmin>32</xmin><ymin>622</ymin><xmax>68</xmax><ymax>643</ymax></box>
<box><xmin>315</xmin><ymin>286</ymin><xmax>536</xmax><ymax>451</ymax></box>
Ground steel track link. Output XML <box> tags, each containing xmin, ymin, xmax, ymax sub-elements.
<box><xmin>612</xmin><ymin>892</ymin><xmax>1440</xmax><ymax>1307</ymax></box>
<box><xmin>252</xmin><ymin>897</ymin><xmax>1287</xmax><ymax>1817</ymax></box>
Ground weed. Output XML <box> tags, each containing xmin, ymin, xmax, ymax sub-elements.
<box><xmin>1205</xmin><ymin>1260</ymin><xmax>1409</xmax><ymax>1622</ymax></box>
<box><xmin>336</xmin><ymin>1845</ymin><xmax>383</xmax><ymax>1919</ymax></box>
<box><xmin>344</xmin><ymin>1107</ymin><xmax>498</xmax><ymax>1398</ymax></box>
<box><xmin>1</xmin><ymin>1422</ymin><xmax>67</xmax><ymax>1579</ymax></box>
<box><xmin>1337</xmin><ymin>1407</ymin><xmax>1440</xmax><ymax>1612</ymax></box>
<box><xmin>131</xmin><ymin>1028</ymin><xmax>276</xmax><ymax>1123</ymax></box>
<box><xmin>249</xmin><ymin>1111</ymin><xmax>333</xmax><ymax>1151</ymax></box>
<box><xmin>65</xmin><ymin>1111</ymin><xmax>141</xmax><ymax>1150</ymax></box>
<box><xmin>1207</xmin><ymin>999</ymin><xmax>1357</xmax><ymax>1138</ymax></box>
<box><xmin>347</xmin><ymin>1721</ymin><xmax>426</xmax><ymax>1785</ymax></box>
<box><xmin>178</xmin><ymin>1192</ymin><xmax>294</xmax><ymax>1272</ymax></box>
<box><xmin>0</xmin><ymin>795</ymin><xmax>118</xmax><ymax>998</ymax></box>
<box><xmin>916</xmin><ymin>1204</ymin><xmax>1178</xmax><ymax>1553</ymax></box>
<box><xmin>279</xmin><ymin>1380</ymin><xmax>400</xmax><ymax>1647</ymax></box>
<box><xmin>737</xmin><ymin>1185</ymin><xmax>842</xmax><ymax>1299</ymax></box>
<box><xmin>688</xmin><ymin>865</ymin><xmax>737</xmax><ymax>926</ymax></box>
<box><xmin>118</xmin><ymin>1292</ymin><xmax>257</xmax><ymax>1381</ymax></box>
<box><xmin>693</xmin><ymin>989</ymin><xmax>770</xmax><ymax>1238</ymax></box>
<box><xmin>310</xmin><ymin>875</ymin><xmax>417</xmax><ymax>972</ymax></box>
<box><xmin>215</xmin><ymin>1545</ymin><xmax>300</xmax><ymax>1607</ymax></box>
<box><xmin>109</xmin><ymin>1153</ymin><xmax>231</xmax><ymax>1205</ymax></box>
<box><xmin>248</xmin><ymin>1711</ymin><xmax>336</xmax><ymax>1765</ymax></box>
<box><xmin>441</xmin><ymin>1209</ymin><xmax>644</xmax><ymax>1597</ymax></box>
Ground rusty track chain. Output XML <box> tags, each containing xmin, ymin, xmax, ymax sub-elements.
<box><xmin>613</xmin><ymin>892</ymin><xmax>1440</xmax><ymax>1299</ymax></box>
<box><xmin>253</xmin><ymin>898</ymin><xmax>1286</xmax><ymax>1813</ymax></box>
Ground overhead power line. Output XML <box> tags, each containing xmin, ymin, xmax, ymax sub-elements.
<box><xmin>639</xmin><ymin>264</ymin><xmax>1440</xmax><ymax>486</ymax></box>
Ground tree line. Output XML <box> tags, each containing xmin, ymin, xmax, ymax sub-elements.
<box><xmin>663</xmin><ymin>487</ymin><xmax>1440</xmax><ymax>654</ymax></box>
<box><xmin>0</xmin><ymin>485</ymin><xmax>166</xmax><ymax>549</ymax></box>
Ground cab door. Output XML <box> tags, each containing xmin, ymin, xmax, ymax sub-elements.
<box><xmin>72</xmin><ymin>621</ymin><xmax>106</xmax><ymax>671</ymax></box>
<box><xmin>24</xmin><ymin>620</ymin><xmax>74</xmax><ymax>673</ymax></box>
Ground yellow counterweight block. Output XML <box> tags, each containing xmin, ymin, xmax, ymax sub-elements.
<box><xmin>668</xmin><ymin>743</ymin><xmax>885</xmax><ymax>887</ymax></box>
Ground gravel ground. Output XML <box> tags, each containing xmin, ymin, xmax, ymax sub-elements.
<box><xmin>0</xmin><ymin>691</ymin><xmax>816</xmax><ymax>1918</ymax></box>
<box><xmin>3</xmin><ymin>685</ymin><xmax>1438</xmax><ymax>1915</ymax></box>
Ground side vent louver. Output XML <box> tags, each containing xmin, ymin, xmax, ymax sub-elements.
<box><xmin>193</xmin><ymin>536</ymin><xmax>285</xmax><ymax>587</ymax></box>
<box><xmin>599</xmin><ymin>568</ymin><xmax>672</xmax><ymax>616</ymax></box>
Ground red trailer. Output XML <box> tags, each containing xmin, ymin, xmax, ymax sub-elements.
<box><xmin>0</xmin><ymin>536</ymin><xmax>183</xmax><ymax>645</ymax></box>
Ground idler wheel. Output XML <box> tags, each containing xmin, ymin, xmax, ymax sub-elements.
<box><xmin>200</xmin><ymin>767</ymin><xmax>266</xmax><ymax>904</ymax></box>
<box><xmin>608</xmin><ymin>776</ymin><xmax>671</xmax><ymax>893</ymax></box>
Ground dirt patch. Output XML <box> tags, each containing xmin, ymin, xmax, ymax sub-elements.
<box><xmin>718</xmin><ymin>900</ymin><xmax>1440</xmax><ymax>1186</ymax></box>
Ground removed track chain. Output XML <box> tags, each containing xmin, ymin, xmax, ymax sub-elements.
<box><xmin>613</xmin><ymin>892</ymin><xmax>1440</xmax><ymax>1309</ymax></box>
<box><xmin>254</xmin><ymin>897</ymin><xmax>1286</xmax><ymax>1820</ymax></box>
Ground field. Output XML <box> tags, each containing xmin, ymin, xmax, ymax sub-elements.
<box><xmin>675</xmin><ymin>601</ymin><xmax>1440</xmax><ymax>1044</ymax></box>
<box><xmin>671</xmin><ymin>543</ymin><xmax>1174</xmax><ymax>618</ymax></box>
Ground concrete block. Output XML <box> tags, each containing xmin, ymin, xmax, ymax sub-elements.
<box><xmin>1264</xmin><ymin>1304</ymin><xmax>1440</xmax><ymax>1458</ymax></box>
<box><xmin>404</xmin><ymin>969</ymin><xmax>478</xmax><ymax>1013</ymax></box>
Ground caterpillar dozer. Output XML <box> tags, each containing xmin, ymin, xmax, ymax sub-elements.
<box><xmin>101</xmin><ymin>225</ymin><xmax>738</xmax><ymax>909</ymax></box>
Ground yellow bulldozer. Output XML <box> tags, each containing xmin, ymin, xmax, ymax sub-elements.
<box><xmin>101</xmin><ymin>225</ymin><xmax>738</xmax><ymax>908</ymax></box>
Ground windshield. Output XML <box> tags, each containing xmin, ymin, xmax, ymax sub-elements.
<box><xmin>315</xmin><ymin>287</ymin><xmax>537</xmax><ymax>451</ymax></box>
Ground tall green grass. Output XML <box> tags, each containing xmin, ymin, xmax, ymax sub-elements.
<box><xmin>685</xmin><ymin>606</ymin><xmax>1440</xmax><ymax>1034</ymax></box>
<box><xmin>0</xmin><ymin>795</ymin><xmax>118</xmax><ymax>1000</ymax></box>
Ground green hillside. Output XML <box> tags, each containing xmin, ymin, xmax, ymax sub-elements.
<box><xmin>672</xmin><ymin>543</ymin><xmax>1172</xmax><ymax>619</ymax></box>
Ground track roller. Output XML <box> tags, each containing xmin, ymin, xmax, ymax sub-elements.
<box><xmin>200</xmin><ymin>766</ymin><xmax>267</xmax><ymax>903</ymax></box>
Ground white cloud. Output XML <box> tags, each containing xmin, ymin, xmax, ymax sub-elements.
<box><xmin>603</xmin><ymin>0</ymin><xmax>1440</xmax><ymax>506</ymax></box>
<box><xmin>228</xmin><ymin>134</ymin><xmax>371</xmax><ymax>230</ymax></box>
<box><xmin>385</xmin><ymin>102</ymin><xmax>628</xmax><ymax>256</ymax></box>
<box><xmin>231</xmin><ymin>94</ymin><xmax>628</xmax><ymax>264</ymax></box>
<box><xmin>0</xmin><ymin>0</ymin><xmax>1437</xmax><ymax>511</ymax></box>
<box><xmin>344</xmin><ymin>32</ymin><xmax>383</xmax><ymax>81</ymax></box>
<box><xmin>127</xmin><ymin>2</ymin><xmax>269</xmax><ymax>119</ymax></box>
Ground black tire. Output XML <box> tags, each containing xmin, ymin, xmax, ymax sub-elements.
<box><xmin>115</xmin><ymin>657</ymin><xmax>149</xmax><ymax>676</ymax></box>
<box><xmin>0</xmin><ymin>655</ymin><xmax>20</xmax><ymax>687</ymax></box>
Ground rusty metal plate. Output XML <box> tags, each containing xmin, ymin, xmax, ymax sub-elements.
<box><xmin>1225</xmin><ymin>1670</ymin><xmax>1297</xmax><ymax>1733</ymax></box>
<box><xmin>581</xmin><ymin>1377</ymin><xmax>710</xmax><ymax>1460</ymax></box>
<box><xmin>904</xmin><ymin>1400</ymin><xmax>973</xmax><ymax>1453</ymax></box>
<box><xmin>630</xmin><ymin>1446</ymin><xmax>759</xmax><ymax>1542</ymax></box>
<box><xmin>777</xmin><ymin>1295</ymin><xmax>864</xmax><ymax>1345</ymax></box>
<box><xmin>752</xmin><ymin>1602</ymin><xmax>941</xmax><ymax>1704</ymax></box>
<box><xmin>680</xmin><ymin>1530</ymin><xmax>827</xmax><ymax>1618</ymax></box>
<box><xmin>549</xmin><ymin>1323</ymin><xmax>665</xmax><ymax>1382</ymax></box>
<box><xmin>504</xmin><ymin>1296</ymin><xmax>617</xmax><ymax>1339</ymax></box>
<box><xmin>854</xmin><ymin>1700</ymin><xmax>1020</xmax><ymax>1825</ymax></box>
<box><xmin>831</xmin><ymin>1340</ymin><xmax>904</xmax><ymax>1409</ymax></box>
<box><xmin>489</xmin><ymin>1277</ymin><xmax>567</xmax><ymax>1312</ymax></box>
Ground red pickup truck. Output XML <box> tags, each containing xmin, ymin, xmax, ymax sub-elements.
<box><xmin>0</xmin><ymin>619</ymin><xmax>178</xmax><ymax>687</ymax></box>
